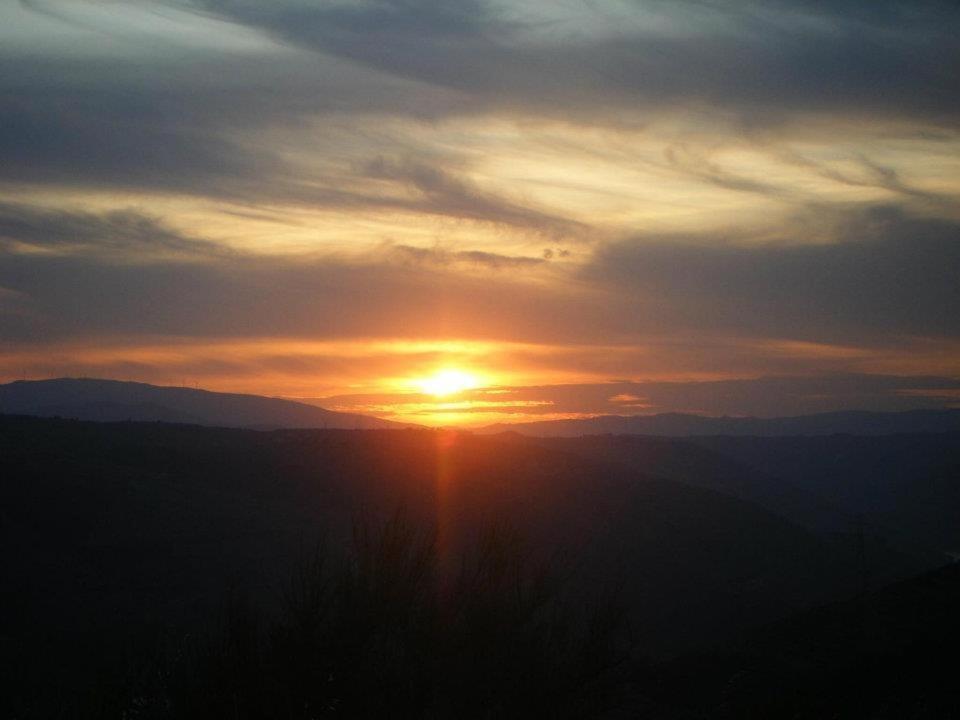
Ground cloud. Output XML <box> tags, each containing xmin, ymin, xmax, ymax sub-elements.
<box><xmin>0</xmin><ymin>6</ymin><xmax>467</xmax><ymax>198</ymax></box>
<box><xmin>7</xmin><ymin>0</ymin><xmax>957</xmax><ymax>203</ymax></box>
<box><xmin>0</xmin><ymin>44</ymin><xmax>583</xmax><ymax>233</ymax></box>
<box><xmin>585</xmin><ymin>205</ymin><xmax>960</xmax><ymax>342</ymax></box>
<box><xmin>0</xmin><ymin>244</ymin><xmax>609</xmax><ymax>344</ymax></box>
<box><xmin>389</xmin><ymin>244</ymin><xmax>547</xmax><ymax>269</ymax></box>
<box><xmin>0</xmin><ymin>76</ymin><xmax>279</xmax><ymax>195</ymax></box>
<box><xmin>503</xmin><ymin>373</ymin><xmax>960</xmax><ymax>417</ymax></box>
<box><xmin>317</xmin><ymin>374</ymin><xmax>960</xmax><ymax>421</ymax></box>
<box><xmin>186</xmin><ymin>0</ymin><xmax>960</xmax><ymax>127</ymax></box>
<box><xmin>364</xmin><ymin>157</ymin><xmax>584</xmax><ymax>235</ymax></box>
<box><xmin>0</xmin><ymin>196</ymin><xmax>585</xmax><ymax>343</ymax></box>
<box><xmin>3</xmin><ymin>0</ymin><xmax>957</xmax><ymax>243</ymax></box>
<box><xmin>768</xmin><ymin>147</ymin><xmax>954</xmax><ymax>206</ymax></box>
<box><xmin>0</xmin><ymin>201</ymin><xmax>226</xmax><ymax>259</ymax></box>
<box><xmin>1</xmin><ymin>201</ymin><xmax>957</xmax><ymax>355</ymax></box>
<box><xmin>659</xmin><ymin>143</ymin><xmax>799</xmax><ymax>200</ymax></box>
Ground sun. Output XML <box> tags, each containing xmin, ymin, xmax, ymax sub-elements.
<box><xmin>414</xmin><ymin>368</ymin><xmax>481</xmax><ymax>397</ymax></box>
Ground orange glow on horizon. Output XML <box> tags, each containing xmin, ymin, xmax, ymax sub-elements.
<box><xmin>4</xmin><ymin>335</ymin><xmax>960</xmax><ymax>427</ymax></box>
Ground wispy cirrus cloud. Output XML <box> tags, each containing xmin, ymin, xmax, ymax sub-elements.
<box><xmin>183</xmin><ymin>0</ymin><xmax>960</xmax><ymax>126</ymax></box>
<box><xmin>0</xmin><ymin>201</ymin><xmax>227</xmax><ymax>259</ymax></box>
<box><xmin>388</xmin><ymin>244</ymin><xmax>548</xmax><ymax>269</ymax></box>
<box><xmin>362</xmin><ymin>156</ymin><xmax>585</xmax><ymax>235</ymax></box>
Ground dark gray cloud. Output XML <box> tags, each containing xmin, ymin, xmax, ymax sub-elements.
<box><xmin>1</xmin><ymin>198</ymin><xmax>956</xmax><ymax>418</ymax></box>
<box><xmin>244</xmin><ymin>0</ymin><xmax>499</xmax><ymax>39</ymax></box>
<box><xmin>0</xmin><ymin>201</ymin><xmax>225</xmax><ymax>257</ymax></box>
<box><xmin>189</xmin><ymin>0</ymin><xmax>960</xmax><ymax>126</ymax></box>
<box><xmin>0</xmin><ymin>67</ymin><xmax>278</xmax><ymax>194</ymax></box>
<box><xmin>389</xmin><ymin>244</ymin><xmax>546</xmax><ymax>269</ymax></box>
<box><xmin>585</xmin><ymin>205</ymin><xmax>960</xmax><ymax>342</ymax></box>
<box><xmin>364</xmin><ymin>157</ymin><xmax>584</xmax><ymax>235</ymax></box>
<box><xmin>1</xmin><ymin>202</ymin><xmax>956</xmax><ymax>349</ymax></box>
<box><xmin>6</xmin><ymin>0</ymin><xmax>957</xmax><ymax>206</ymax></box>
<box><xmin>0</xmin><ymin>245</ymin><xmax>608</xmax><ymax>344</ymax></box>
<box><xmin>0</xmin><ymin>32</ymin><xmax>469</xmax><ymax>199</ymax></box>
<box><xmin>0</xmin><ymin>52</ymin><xmax>583</xmax><ymax>231</ymax></box>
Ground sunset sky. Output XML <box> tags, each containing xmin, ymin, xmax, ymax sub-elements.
<box><xmin>2</xmin><ymin>0</ymin><xmax>959</xmax><ymax>425</ymax></box>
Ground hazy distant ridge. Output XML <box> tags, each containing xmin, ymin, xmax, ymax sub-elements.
<box><xmin>480</xmin><ymin>409</ymin><xmax>960</xmax><ymax>437</ymax></box>
<box><xmin>0</xmin><ymin>378</ymin><xmax>408</xmax><ymax>430</ymax></box>
<box><xmin>4</xmin><ymin>379</ymin><xmax>958</xmax><ymax>435</ymax></box>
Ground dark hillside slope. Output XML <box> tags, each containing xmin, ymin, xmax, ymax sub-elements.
<box><xmin>652</xmin><ymin>562</ymin><xmax>960</xmax><ymax>718</ymax></box>
<box><xmin>1</xmin><ymin>415</ymin><xmax>872</xmax><ymax>668</ymax></box>
<box><xmin>690</xmin><ymin>434</ymin><xmax>960</xmax><ymax>558</ymax></box>
<box><xmin>480</xmin><ymin>409</ymin><xmax>960</xmax><ymax>437</ymax></box>
<box><xmin>505</xmin><ymin>433</ymin><xmax>850</xmax><ymax>534</ymax></box>
<box><xmin>499</xmin><ymin>432</ymin><xmax>958</xmax><ymax>566</ymax></box>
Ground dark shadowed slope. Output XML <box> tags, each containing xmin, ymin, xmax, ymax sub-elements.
<box><xmin>505</xmin><ymin>433</ymin><xmax>851</xmax><ymax>534</ymax></box>
<box><xmin>651</xmin><ymin>562</ymin><xmax>960</xmax><ymax>719</ymax></box>
<box><xmin>480</xmin><ymin>409</ymin><xmax>960</xmax><ymax>437</ymax></box>
<box><xmin>0</xmin><ymin>415</ymin><xmax>892</xmax><ymax>668</ymax></box>
<box><xmin>690</xmin><ymin>434</ymin><xmax>960</xmax><ymax>561</ymax></box>
<box><xmin>0</xmin><ymin>378</ymin><xmax>410</xmax><ymax>429</ymax></box>
<box><xmin>505</xmin><ymin>433</ymin><xmax>960</xmax><ymax>564</ymax></box>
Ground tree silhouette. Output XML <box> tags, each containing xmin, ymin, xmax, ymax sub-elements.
<box><xmin>151</xmin><ymin>508</ymin><xmax>632</xmax><ymax>719</ymax></box>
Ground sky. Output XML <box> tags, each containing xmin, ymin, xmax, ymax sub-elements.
<box><xmin>1</xmin><ymin>0</ymin><xmax>959</xmax><ymax>425</ymax></box>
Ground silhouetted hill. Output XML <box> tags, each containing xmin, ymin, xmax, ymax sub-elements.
<box><xmin>650</xmin><ymin>562</ymin><xmax>960</xmax><ymax>718</ymax></box>
<box><xmin>480</xmin><ymin>408</ymin><xmax>960</xmax><ymax>436</ymax></box>
<box><xmin>0</xmin><ymin>378</ymin><xmax>408</xmax><ymax>429</ymax></box>
<box><xmin>0</xmin><ymin>415</ymin><xmax>888</xmax><ymax>668</ymax></box>
<box><xmin>3</xmin><ymin>415</ymin><xmax>953</xmax><ymax>715</ymax></box>
<box><xmin>690</xmin><ymin>434</ymin><xmax>960</xmax><ymax>561</ymax></box>
<box><xmin>504</xmin><ymin>433</ymin><xmax>851</xmax><ymax>534</ymax></box>
<box><xmin>505</xmin><ymin>433</ymin><xmax>960</xmax><ymax>563</ymax></box>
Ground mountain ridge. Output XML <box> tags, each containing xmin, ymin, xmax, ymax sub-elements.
<box><xmin>479</xmin><ymin>408</ymin><xmax>960</xmax><ymax>437</ymax></box>
<box><xmin>4</xmin><ymin>378</ymin><xmax>960</xmax><ymax>435</ymax></box>
<box><xmin>0</xmin><ymin>377</ymin><xmax>411</xmax><ymax>430</ymax></box>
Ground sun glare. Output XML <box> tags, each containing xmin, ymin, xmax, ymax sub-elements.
<box><xmin>414</xmin><ymin>369</ymin><xmax>481</xmax><ymax>397</ymax></box>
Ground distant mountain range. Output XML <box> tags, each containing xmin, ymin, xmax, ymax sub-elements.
<box><xmin>3</xmin><ymin>378</ymin><xmax>959</xmax><ymax>436</ymax></box>
<box><xmin>0</xmin><ymin>378</ymin><xmax>409</xmax><ymax>430</ymax></box>
<box><xmin>480</xmin><ymin>409</ymin><xmax>960</xmax><ymax>437</ymax></box>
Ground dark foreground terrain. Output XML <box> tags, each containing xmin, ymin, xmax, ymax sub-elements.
<box><xmin>1</xmin><ymin>415</ymin><xmax>958</xmax><ymax>717</ymax></box>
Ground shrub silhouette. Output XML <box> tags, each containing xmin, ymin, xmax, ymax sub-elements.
<box><xmin>156</xmin><ymin>508</ymin><xmax>631</xmax><ymax>719</ymax></box>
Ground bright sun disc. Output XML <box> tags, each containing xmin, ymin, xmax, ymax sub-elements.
<box><xmin>414</xmin><ymin>369</ymin><xmax>481</xmax><ymax>397</ymax></box>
